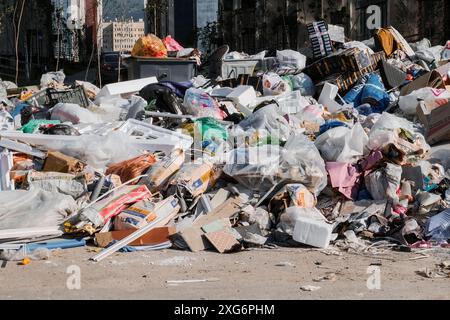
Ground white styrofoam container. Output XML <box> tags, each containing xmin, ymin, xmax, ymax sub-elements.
<box><xmin>95</xmin><ymin>77</ymin><xmax>158</xmax><ymax>101</ymax></box>
<box><xmin>293</xmin><ymin>215</ymin><xmax>333</xmax><ymax>249</ymax></box>
<box><xmin>227</xmin><ymin>86</ymin><xmax>257</xmax><ymax>116</ymax></box>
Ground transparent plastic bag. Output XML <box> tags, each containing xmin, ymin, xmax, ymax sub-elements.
<box><xmin>277</xmin><ymin>50</ymin><xmax>307</xmax><ymax>70</ymax></box>
<box><xmin>368</xmin><ymin>112</ymin><xmax>430</xmax><ymax>160</ymax></box>
<box><xmin>223</xmin><ymin>145</ymin><xmax>281</xmax><ymax>193</ymax></box>
<box><xmin>132</xmin><ymin>34</ymin><xmax>167</xmax><ymax>58</ymax></box>
<box><xmin>183</xmin><ymin>88</ymin><xmax>226</xmax><ymax>120</ymax></box>
<box><xmin>281</xmin><ymin>135</ymin><xmax>328</xmax><ymax>196</ymax></box>
<box><xmin>426</xmin><ymin>209</ymin><xmax>450</xmax><ymax>241</ymax></box>
<box><xmin>44</xmin><ymin>132</ymin><xmax>143</xmax><ymax>170</ymax></box>
<box><xmin>291</xmin><ymin>73</ymin><xmax>316</xmax><ymax>96</ymax></box>
<box><xmin>125</xmin><ymin>96</ymin><xmax>148</xmax><ymax>120</ymax></box>
<box><xmin>365</xmin><ymin>163</ymin><xmax>402</xmax><ymax>203</ymax></box>
<box><xmin>51</xmin><ymin>103</ymin><xmax>102</xmax><ymax>124</ymax></box>
<box><xmin>231</xmin><ymin>104</ymin><xmax>292</xmax><ymax>147</ymax></box>
<box><xmin>315</xmin><ymin>123</ymin><xmax>369</xmax><ymax>163</ymax></box>
<box><xmin>28</xmin><ymin>172</ymin><xmax>88</xmax><ymax>199</ymax></box>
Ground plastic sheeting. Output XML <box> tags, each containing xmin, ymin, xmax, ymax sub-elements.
<box><xmin>0</xmin><ymin>188</ymin><xmax>77</xmax><ymax>230</ymax></box>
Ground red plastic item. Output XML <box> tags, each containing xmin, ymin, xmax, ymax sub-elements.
<box><xmin>98</xmin><ymin>185</ymin><xmax>152</xmax><ymax>224</ymax></box>
<box><xmin>163</xmin><ymin>35</ymin><xmax>184</xmax><ymax>52</ymax></box>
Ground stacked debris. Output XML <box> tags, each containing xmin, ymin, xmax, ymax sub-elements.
<box><xmin>0</xmin><ymin>25</ymin><xmax>449</xmax><ymax>263</ymax></box>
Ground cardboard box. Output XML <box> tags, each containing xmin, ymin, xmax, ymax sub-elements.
<box><xmin>114</xmin><ymin>195</ymin><xmax>180</xmax><ymax>231</ymax></box>
<box><xmin>43</xmin><ymin>151</ymin><xmax>85</xmax><ymax>174</ymax></box>
<box><xmin>139</xmin><ymin>149</ymin><xmax>185</xmax><ymax>192</ymax></box>
<box><xmin>400</xmin><ymin>70</ymin><xmax>446</xmax><ymax>96</ymax></box>
<box><xmin>417</xmin><ymin>100</ymin><xmax>450</xmax><ymax>145</ymax></box>
<box><xmin>170</xmin><ymin>161</ymin><xmax>222</xmax><ymax>198</ymax></box>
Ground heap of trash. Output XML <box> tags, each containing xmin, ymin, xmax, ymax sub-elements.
<box><xmin>1</xmin><ymin>25</ymin><xmax>450</xmax><ymax>263</ymax></box>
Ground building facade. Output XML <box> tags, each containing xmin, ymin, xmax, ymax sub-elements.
<box><xmin>102</xmin><ymin>20</ymin><xmax>145</xmax><ymax>52</ymax></box>
<box><xmin>0</xmin><ymin>0</ymin><xmax>54</xmax><ymax>82</ymax></box>
<box><xmin>85</xmin><ymin>0</ymin><xmax>103</xmax><ymax>52</ymax></box>
<box><xmin>52</xmin><ymin>0</ymin><xmax>86</xmax><ymax>62</ymax></box>
<box><xmin>218</xmin><ymin>0</ymin><xmax>450</xmax><ymax>54</ymax></box>
<box><xmin>145</xmin><ymin>0</ymin><xmax>218</xmax><ymax>48</ymax></box>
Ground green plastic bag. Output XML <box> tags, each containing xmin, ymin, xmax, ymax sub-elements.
<box><xmin>21</xmin><ymin>120</ymin><xmax>61</xmax><ymax>134</ymax></box>
<box><xmin>195</xmin><ymin>117</ymin><xmax>228</xmax><ymax>155</ymax></box>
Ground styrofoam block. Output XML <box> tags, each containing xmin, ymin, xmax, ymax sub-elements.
<box><xmin>318</xmin><ymin>82</ymin><xmax>345</xmax><ymax>114</ymax></box>
<box><xmin>227</xmin><ymin>86</ymin><xmax>257</xmax><ymax>116</ymax></box>
<box><xmin>293</xmin><ymin>215</ymin><xmax>333</xmax><ymax>249</ymax></box>
<box><xmin>227</xmin><ymin>86</ymin><xmax>257</xmax><ymax>105</ymax></box>
<box><xmin>96</xmin><ymin>77</ymin><xmax>158</xmax><ymax>101</ymax></box>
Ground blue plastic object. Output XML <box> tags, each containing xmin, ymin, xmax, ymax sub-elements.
<box><xmin>25</xmin><ymin>238</ymin><xmax>86</xmax><ymax>253</ymax></box>
<box><xmin>319</xmin><ymin>120</ymin><xmax>349</xmax><ymax>134</ymax></box>
<box><xmin>344</xmin><ymin>73</ymin><xmax>390</xmax><ymax>113</ymax></box>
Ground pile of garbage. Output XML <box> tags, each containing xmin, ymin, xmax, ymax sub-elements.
<box><xmin>0</xmin><ymin>25</ymin><xmax>449</xmax><ymax>263</ymax></box>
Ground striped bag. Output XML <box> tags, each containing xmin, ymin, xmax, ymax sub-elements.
<box><xmin>307</xmin><ymin>21</ymin><xmax>333</xmax><ymax>60</ymax></box>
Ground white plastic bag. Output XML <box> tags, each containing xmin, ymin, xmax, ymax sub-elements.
<box><xmin>315</xmin><ymin>123</ymin><xmax>369</xmax><ymax>163</ymax></box>
<box><xmin>263</xmin><ymin>73</ymin><xmax>291</xmax><ymax>96</ymax></box>
<box><xmin>343</xmin><ymin>41</ymin><xmax>375</xmax><ymax>55</ymax></box>
<box><xmin>0</xmin><ymin>109</ymin><xmax>14</xmax><ymax>131</ymax></box>
<box><xmin>277</xmin><ymin>50</ymin><xmax>307</xmax><ymax>70</ymax></box>
<box><xmin>76</xmin><ymin>80</ymin><xmax>100</xmax><ymax>100</ymax></box>
<box><xmin>0</xmin><ymin>188</ymin><xmax>77</xmax><ymax>230</ymax></box>
<box><xmin>0</xmin><ymin>83</ymin><xmax>7</xmax><ymax>102</ymax></box>
<box><xmin>51</xmin><ymin>103</ymin><xmax>102</xmax><ymax>124</ymax></box>
<box><xmin>40</xmin><ymin>70</ymin><xmax>65</xmax><ymax>88</ymax></box>
<box><xmin>365</xmin><ymin>163</ymin><xmax>402</xmax><ymax>204</ymax></box>
<box><xmin>442</xmin><ymin>41</ymin><xmax>450</xmax><ymax>61</ymax></box>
